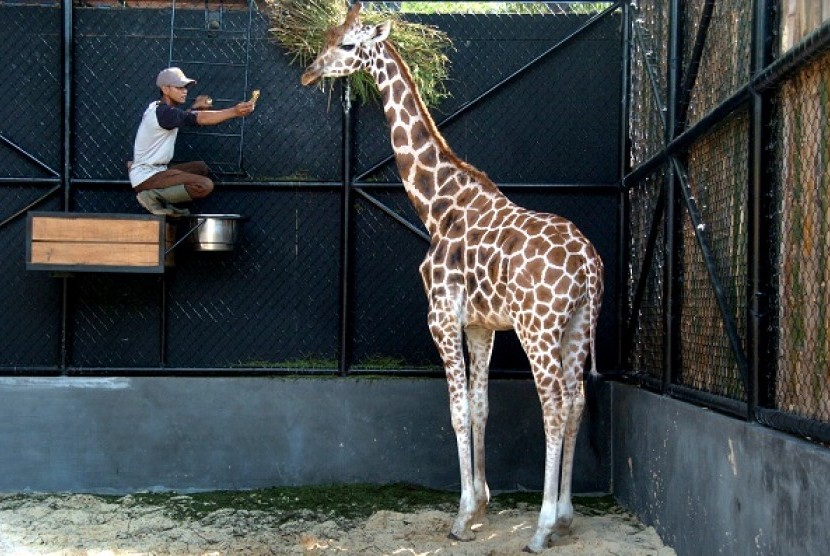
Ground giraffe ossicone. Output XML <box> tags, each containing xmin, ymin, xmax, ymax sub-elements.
<box><xmin>302</xmin><ymin>3</ymin><xmax>604</xmax><ymax>552</ymax></box>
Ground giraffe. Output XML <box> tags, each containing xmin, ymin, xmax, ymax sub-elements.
<box><xmin>301</xmin><ymin>4</ymin><xmax>604</xmax><ymax>552</ymax></box>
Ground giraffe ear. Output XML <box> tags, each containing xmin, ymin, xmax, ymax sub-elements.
<box><xmin>369</xmin><ymin>21</ymin><xmax>391</xmax><ymax>43</ymax></box>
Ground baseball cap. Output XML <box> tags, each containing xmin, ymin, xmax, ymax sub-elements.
<box><xmin>156</xmin><ymin>67</ymin><xmax>197</xmax><ymax>88</ymax></box>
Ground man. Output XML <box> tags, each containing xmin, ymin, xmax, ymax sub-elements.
<box><xmin>129</xmin><ymin>67</ymin><xmax>255</xmax><ymax>216</ymax></box>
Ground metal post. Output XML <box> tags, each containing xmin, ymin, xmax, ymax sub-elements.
<box><xmin>337</xmin><ymin>82</ymin><xmax>353</xmax><ymax>377</ymax></box>
<box><xmin>747</xmin><ymin>0</ymin><xmax>774</xmax><ymax>420</ymax></box>
<box><xmin>663</xmin><ymin>0</ymin><xmax>683</xmax><ymax>392</ymax></box>
<box><xmin>59</xmin><ymin>0</ymin><xmax>74</xmax><ymax>374</ymax></box>
<box><xmin>617</xmin><ymin>0</ymin><xmax>632</xmax><ymax>371</ymax></box>
<box><xmin>160</xmin><ymin>275</ymin><xmax>168</xmax><ymax>368</ymax></box>
<box><xmin>61</xmin><ymin>0</ymin><xmax>73</xmax><ymax>210</ymax></box>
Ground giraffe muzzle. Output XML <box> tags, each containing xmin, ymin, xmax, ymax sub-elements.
<box><xmin>300</xmin><ymin>68</ymin><xmax>321</xmax><ymax>87</ymax></box>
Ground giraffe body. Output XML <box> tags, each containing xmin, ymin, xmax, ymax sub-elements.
<box><xmin>302</xmin><ymin>5</ymin><xmax>603</xmax><ymax>552</ymax></box>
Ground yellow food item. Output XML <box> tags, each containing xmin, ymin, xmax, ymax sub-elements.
<box><xmin>250</xmin><ymin>89</ymin><xmax>260</xmax><ymax>104</ymax></box>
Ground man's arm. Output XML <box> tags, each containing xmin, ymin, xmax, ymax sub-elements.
<box><xmin>195</xmin><ymin>101</ymin><xmax>255</xmax><ymax>126</ymax></box>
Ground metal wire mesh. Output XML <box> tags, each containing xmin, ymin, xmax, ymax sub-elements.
<box><xmin>773</xmin><ymin>48</ymin><xmax>830</xmax><ymax>422</ymax></box>
<box><xmin>683</xmin><ymin>0</ymin><xmax>753</xmax><ymax>126</ymax></box>
<box><xmin>71</xmin><ymin>274</ymin><xmax>164</xmax><ymax>368</ymax></box>
<box><xmin>623</xmin><ymin>0</ymin><xmax>830</xmax><ymax>440</ymax></box>
<box><xmin>629</xmin><ymin>0</ymin><xmax>669</xmax><ymax>168</ymax></box>
<box><xmin>0</xmin><ymin>2</ymin><xmax>621</xmax><ymax>376</ymax></box>
<box><xmin>74</xmin><ymin>7</ymin><xmax>171</xmax><ymax>181</ymax></box>
<box><xmin>0</xmin><ymin>187</ymin><xmax>62</xmax><ymax>370</ymax></box>
<box><xmin>72</xmin><ymin>5</ymin><xmax>342</xmax><ymax>183</ymax></box>
<box><xmin>626</xmin><ymin>169</ymin><xmax>665</xmax><ymax>379</ymax></box>
<box><xmin>175</xmin><ymin>188</ymin><xmax>342</xmax><ymax>369</ymax></box>
<box><xmin>0</xmin><ymin>5</ymin><xmax>61</xmax><ymax>179</ymax></box>
<box><xmin>679</xmin><ymin>111</ymin><xmax>749</xmax><ymax>400</ymax></box>
<box><xmin>355</xmin><ymin>11</ymin><xmax>622</xmax><ymax>185</ymax></box>
<box><xmin>351</xmin><ymin>190</ymin><xmax>439</xmax><ymax>370</ymax></box>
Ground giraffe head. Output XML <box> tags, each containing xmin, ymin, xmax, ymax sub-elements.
<box><xmin>300</xmin><ymin>3</ymin><xmax>391</xmax><ymax>87</ymax></box>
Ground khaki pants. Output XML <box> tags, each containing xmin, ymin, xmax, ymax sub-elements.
<box><xmin>134</xmin><ymin>161</ymin><xmax>214</xmax><ymax>199</ymax></box>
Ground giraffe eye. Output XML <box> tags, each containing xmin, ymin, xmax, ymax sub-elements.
<box><xmin>340</xmin><ymin>43</ymin><xmax>356</xmax><ymax>51</ymax></box>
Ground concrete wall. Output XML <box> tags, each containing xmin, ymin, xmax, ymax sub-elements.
<box><xmin>5</xmin><ymin>376</ymin><xmax>830</xmax><ymax>554</ymax></box>
<box><xmin>612</xmin><ymin>383</ymin><xmax>830</xmax><ymax>556</ymax></box>
<box><xmin>0</xmin><ymin>376</ymin><xmax>611</xmax><ymax>495</ymax></box>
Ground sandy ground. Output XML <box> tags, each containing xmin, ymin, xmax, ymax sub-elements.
<box><xmin>0</xmin><ymin>492</ymin><xmax>675</xmax><ymax>556</ymax></box>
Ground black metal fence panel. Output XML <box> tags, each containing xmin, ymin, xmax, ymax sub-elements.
<box><xmin>623</xmin><ymin>0</ymin><xmax>830</xmax><ymax>442</ymax></box>
<box><xmin>0</xmin><ymin>6</ymin><xmax>62</xmax><ymax>180</ymax></box>
<box><xmin>0</xmin><ymin>2</ymin><xmax>621</xmax><ymax>377</ymax></box>
<box><xmin>0</xmin><ymin>190</ymin><xmax>62</xmax><ymax>370</ymax></box>
<box><xmin>164</xmin><ymin>189</ymin><xmax>342</xmax><ymax>369</ymax></box>
<box><xmin>72</xmin><ymin>5</ymin><xmax>342</xmax><ymax>182</ymax></box>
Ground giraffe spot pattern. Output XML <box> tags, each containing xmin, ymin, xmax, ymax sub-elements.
<box><xmin>303</xmin><ymin>12</ymin><xmax>605</xmax><ymax>548</ymax></box>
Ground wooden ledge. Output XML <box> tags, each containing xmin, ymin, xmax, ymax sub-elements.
<box><xmin>26</xmin><ymin>212</ymin><xmax>175</xmax><ymax>274</ymax></box>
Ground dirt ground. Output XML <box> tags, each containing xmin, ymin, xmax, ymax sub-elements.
<box><xmin>0</xmin><ymin>489</ymin><xmax>675</xmax><ymax>556</ymax></box>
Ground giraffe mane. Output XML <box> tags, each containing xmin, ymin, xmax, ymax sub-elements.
<box><xmin>383</xmin><ymin>40</ymin><xmax>497</xmax><ymax>191</ymax></box>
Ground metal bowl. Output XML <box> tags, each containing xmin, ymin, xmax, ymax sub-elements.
<box><xmin>185</xmin><ymin>214</ymin><xmax>244</xmax><ymax>251</ymax></box>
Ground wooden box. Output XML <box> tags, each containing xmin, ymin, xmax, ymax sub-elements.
<box><xmin>26</xmin><ymin>212</ymin><xmax>175</xmax><ymax>273</ymax></box>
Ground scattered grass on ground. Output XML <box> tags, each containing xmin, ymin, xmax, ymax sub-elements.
<box><xmin>0</xmin><ymin>484</ymin><xmax>621</xmax><ymax>525</ymax></box>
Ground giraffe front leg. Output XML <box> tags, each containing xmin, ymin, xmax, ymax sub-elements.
<box><xmin>447</xmin><ymin>372</ymin><xmax>478</xmax><ymax>542</ymax></box>
<box><xmin>425</xmin><ymin>299</ymin><xmax>477</xmax><ymax>542</ymax></box>
<box><xmin>446</xmin><ymin>361</ymin><xmax>477</xmax><ymax>542</ymax></box>
<box><xmin>466</xmin><ymin>327</ymin><xmax>495</xmax><ymax>528</ymax></box>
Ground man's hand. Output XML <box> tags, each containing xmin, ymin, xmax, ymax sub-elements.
<box><xmin>234</xmin><ymin>101</ymin><xmax>255</xmax><ymax>117</ymax></box>
<box><xmin>191</xmin><ymin>95</ymin><xmax>213</xmax><ymax>110</ymax></box>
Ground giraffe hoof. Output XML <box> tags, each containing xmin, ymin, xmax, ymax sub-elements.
<box><xmin>448</xmin><ymin>531</ymin><xmax>475</xmax><ymax>542</ymax></box>
<box><xmin>555</xmin><ymin>521</ymin><xmax>572</xmax><ymax>535</ymax></box>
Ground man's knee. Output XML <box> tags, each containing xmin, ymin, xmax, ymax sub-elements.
<box><xmin>186</xmin><ymin>178</ymin><xmax>214</xmax><ymax>199</ymax></box>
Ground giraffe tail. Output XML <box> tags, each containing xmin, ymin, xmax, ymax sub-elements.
<box><xmin>587</xmin><ymin>257</ymin><xmax>604</xmax><ymax>380</ymax></box>
<box><xmin>585</xmin><ymin>256</ymin><xmax>604</xmax><ymax>464</ymax></box>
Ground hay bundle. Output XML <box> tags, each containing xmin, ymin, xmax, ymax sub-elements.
<box><xmin>262</xmin><ymin>0</ymin><xmax>453</xmax><ymax>106</ymax></box>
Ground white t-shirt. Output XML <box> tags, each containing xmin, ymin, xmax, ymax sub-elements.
<box><xmin>129</xmin><ymin>101</ymin><xmax>198</xmax><ymax>187</ymax></box>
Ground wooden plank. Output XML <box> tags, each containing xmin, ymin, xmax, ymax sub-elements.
<box><xmin>30</xmin><ymin>241</ymin><xmax>161</xmax><ymax>267</ymax></box>
<box><xmin>781</xmin><ymin>0</ymin><xmax>799</xmax><ymax>52</ymax></box>
<box><xmin>31</xmin><ymin>215</ymin><xmax>161</xmax><ymax>243</ymax></box>
<box><xmin>783</xmin><ymin>0</ymin><xmax>830</xmax><ymax>52</ymax></box>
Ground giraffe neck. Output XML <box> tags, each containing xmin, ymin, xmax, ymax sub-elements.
<box><xmin>365</xmin><ymin>41</ymin><xmax>501</xmax><ymax>237</ymax></box>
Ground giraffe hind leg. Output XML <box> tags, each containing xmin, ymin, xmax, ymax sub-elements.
<box><xmin>554</xmin><ymin>302</ymin><xmax>592</xmax><ymax>535</ymax></box>
<box><xmin>515</xmin><ymin>319</ymin><xmax>569</xmax><ymax>553</ymax></box>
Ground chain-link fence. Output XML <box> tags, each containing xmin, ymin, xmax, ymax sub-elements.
<box><xmin>626</xmin><ymin>167</ymin><xmax>665</xmax><ymax>381</ymax></box>
<box><xmin>680</xmin><ymin>111</ymin><xmax>748</xmax><ymax>400</ymax></box>
<box><xmin>623</xmin><ymin>0</ymin><xmax>830</xmax><ymax>442</ymax></box>
<box><xmin>0</xmin><ymin>1</ymin><xmax>621</xmax><ymax>376</ymax></box>
<box><xmin>773</xmin><ymin>43</ymin><xmax>830</xmax><ymax>425</ymax></box>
